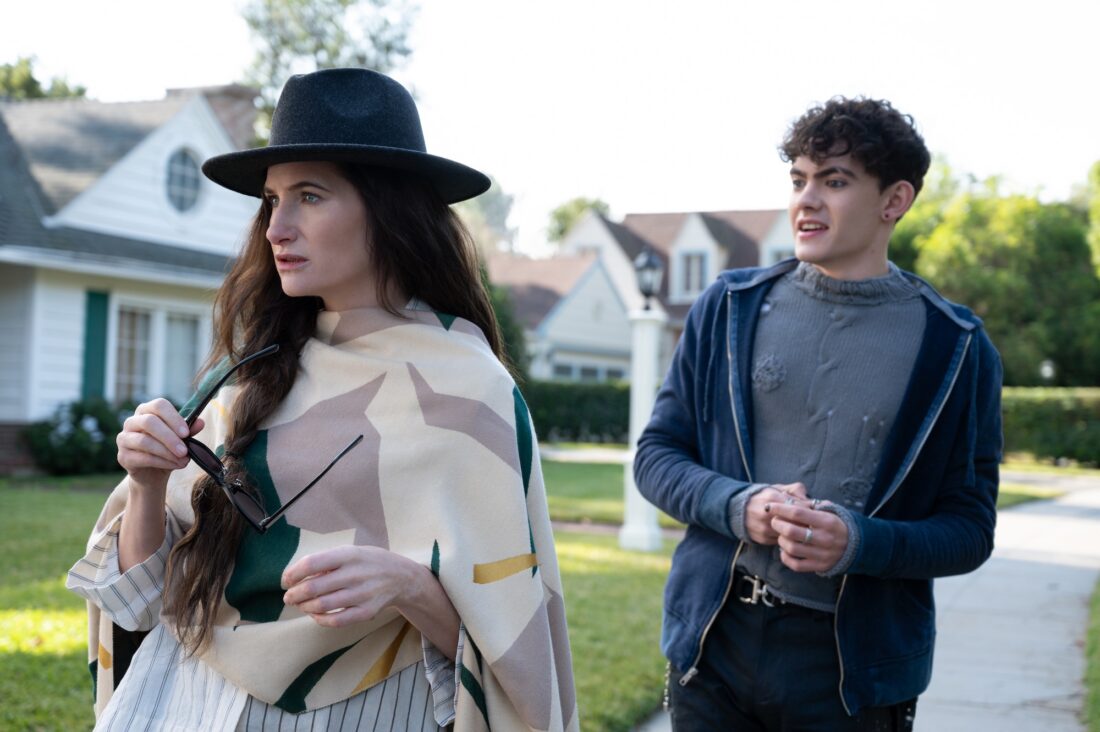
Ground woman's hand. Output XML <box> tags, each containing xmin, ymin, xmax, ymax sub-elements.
<box><xmin>117</xmin><ymin>398</ymin><xmax>204</xmax><ymax>491</ymax></box>
<box><xmin>116</xmin><ymin>398</ymin><xmax>204</xmax><ymax>571</ymax></box>
<box><xmin>282</xmin><ymin>546</ymin><xmax>460</xmax><ymax>659</ymax></box>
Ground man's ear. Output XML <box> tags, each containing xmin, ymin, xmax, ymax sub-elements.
<box><xmin>881</xmin><ymin>181</ymin><xmax>916</xmax><ymax>223</ymax></box>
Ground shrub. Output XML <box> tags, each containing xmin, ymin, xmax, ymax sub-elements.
<box><xmin>524</xmin><ymin>380</ymin><xmax>629</xmax><ymax>443</ymax></box>
<box><xmin>22</xmin><ymin>399</ymin><xmax>130</xmax><ymax>475</ymax></box>
<box><xmin>1002</xmin><ymin>388</ymin><xmax>1100</xmax><ymax>466</ymax></box>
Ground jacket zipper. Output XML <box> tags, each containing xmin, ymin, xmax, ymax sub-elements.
<box><xmin>680</xmin><ymin>292</ymin><xmax>752</xmax><ymax>686</ymax></box>
<box><xmin>832</xmin><ymin>331</ymin><xmax>973</xmax><ymax>714</ymax></box>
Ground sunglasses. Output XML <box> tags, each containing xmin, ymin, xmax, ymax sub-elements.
<box><xmin>183</xmin><ymin>344</ymin><xmax>363</xmax><ymax>533</ymax></box>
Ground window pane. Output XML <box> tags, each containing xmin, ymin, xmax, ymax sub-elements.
<box><xmin>115</xmin><ymin>307</ymin><xmax>151</xmax><ymax>403</ymax></box>
<box><xmin>552</xmin><ymin>364</ymin><xmax>574</xmax><ymax>379</ymax></box>
<box><xmin>579</xmin><ymin>366</ymin><xmax>599</xmax><ymax>382</ymax></box>
<box><xmin>166</xmin><ymin>149</ymin><xmax>202</xmax><ymax>212</ymax></box>
<box><xmin>164</xmin><ymin>314</ymin><xmax>200</xmax><ymax>404</ymax></box>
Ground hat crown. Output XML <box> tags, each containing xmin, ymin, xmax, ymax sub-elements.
<box><xmin>268</xmin><ymin>68</ymin><xmax>427</xmax><ymax>153</ymax></box>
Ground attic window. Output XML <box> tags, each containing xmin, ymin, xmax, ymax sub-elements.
<box><xmin>166</xmin><ymin>149</ymin><xmax>202</xmax><ymax>213</ymax></box>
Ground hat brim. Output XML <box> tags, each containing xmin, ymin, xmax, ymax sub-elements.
<box><xmin>202</xmin><ymin>143</ymin><xmax>491</xmax><ymax>204</ymax></box>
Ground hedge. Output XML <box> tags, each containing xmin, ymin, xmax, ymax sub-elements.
<box><xmin>1002</xmin><ymin>388</ymin><xmax>1100</xmax><ymax>466</ymax></box>
<box><xmin>523</xmin><ymin>380</ymin><xmax>630</xmax><ymax>443</ymax></box>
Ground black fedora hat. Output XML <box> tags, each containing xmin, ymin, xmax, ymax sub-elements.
<box><xmin>202</xmin><ymin>68</ymin><xmax>490</xmax><ymax>203</ymax></box>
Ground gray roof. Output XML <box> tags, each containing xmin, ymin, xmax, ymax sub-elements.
<box><xmin>0</xmin><ymin>102</ymin><xmax>233</xmax><ymax>277</ymax></box>
<box><xmin>0</xmin><ymin>96</ymin><xmax>188</xmax><ymax>213</ymax></box>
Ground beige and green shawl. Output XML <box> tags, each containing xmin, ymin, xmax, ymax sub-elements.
<box><xmin>84</xmin><ymin>305</ymin><xmax>579</xmax><ymax>731</ymax></box>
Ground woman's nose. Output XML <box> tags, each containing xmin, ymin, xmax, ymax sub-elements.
<box><xmin>266</xmin><ymin>206</ymin><xmax>295</xmax><ymax>245</ymax></box>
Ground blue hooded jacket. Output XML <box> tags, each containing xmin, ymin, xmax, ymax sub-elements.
<box><xmin>634</xmin><ymin>259</ymin><xmax>1003</xmax><ymax>715</ymax></box>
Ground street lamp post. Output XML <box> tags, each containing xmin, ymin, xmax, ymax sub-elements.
<box><xmin>619</xmin><ymin>249</ymin><xmax>666</xmax><ymax>551</ymax></box>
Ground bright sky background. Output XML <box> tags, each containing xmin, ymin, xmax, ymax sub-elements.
<box><xmin>4</xmin><ymin>0</ymin><xmax>1098</xmax><ymax>255</ymax></box>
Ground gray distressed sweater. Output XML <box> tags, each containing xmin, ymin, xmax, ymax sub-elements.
<box><xmin>728</xmin><ymin>261</ymin><xmax>926</xmax><ymax>611</ymax></box>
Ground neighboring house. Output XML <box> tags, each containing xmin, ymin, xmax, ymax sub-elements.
<box><xmin>0</xmin><ymin>86</ymin><xmax>258</xmax><ymax>471</ymax></box>
<box><xmin>558</xmin><ymin>207</ymin><xmax>793</xmax><ymax>368</ymax></box>
<box><xmin>486</xmin><ymin>252</ymin><xmax>630</xmax><ymax>382</ymax></box>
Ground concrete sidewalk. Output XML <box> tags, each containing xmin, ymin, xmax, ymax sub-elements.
<box><xmin>628</xmin><ymin>478</ymin><xmax>1100</xmax><ymax>731</ymax></box>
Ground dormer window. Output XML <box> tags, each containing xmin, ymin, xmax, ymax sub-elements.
<box><xmin>166</xmin><ymin>148</ymin><xmax>202</xmax><ymax>213</ymax></box>
<box><xmin>681</xmin><ymin>252</ymin><xmax>707</xmax><ymax>297</ymax></box>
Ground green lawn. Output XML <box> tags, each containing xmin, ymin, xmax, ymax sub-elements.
<box><xmin>0</xmin><ymin>480</ymin><xmax>669</xmax><ymax>732</ymax></box>
<box><xmin>0</xmin><ymin>458</ymin><xmax>1086</xmax><ymax>732</ymax></box>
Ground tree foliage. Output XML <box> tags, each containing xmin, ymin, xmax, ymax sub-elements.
<box><xmin>915</xmin><ymin>183</ymin><xmax>1100</xmax><ymax>386</ymax></box>
<box><xmin>0</xmin><ymin>57</ymin><xmax>86</xmax><ymax>100</ymax></box>
<box><xmin>242</xmin><ymin>0</ymin><xmax>414</xmax><ymax>126</ymax></box>
<box><xmin>548</xmin><ymin>196</ymin><xmax>610</xmax><ymax>244</ymax></box>
<box><xmin>456</xmin><ymin>176</ymin><xmax>515</xmax><ymax>255</ymax></box>
<box><xmin>889</xmin><ymin>156</ymin><xmax>961</xmax><ymax>272</ymax></box>
<box><xmin>1088</xmin><ymin>160</ymin><xmax>1100</xmax><ymax>277</ymax></box>
<box><xmin>481</xmin><ymin>267</ymin><xmax>529</xmax><ymax>383</ymax></box>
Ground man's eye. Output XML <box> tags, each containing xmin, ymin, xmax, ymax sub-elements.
<box><xmin>826</xmin><ymin>179</ymin><xmax>846</xmax><ymax>188</ymax></box>
<box><xmin>791</xmin><ymin>179</ymin><xmax>805</xmax><ymax>190</ymax></box>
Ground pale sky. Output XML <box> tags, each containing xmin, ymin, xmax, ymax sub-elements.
<box><xmin>4</xmin><ymin>0</ymin><xmax>1098</xmax><ymax>255</ymax></box>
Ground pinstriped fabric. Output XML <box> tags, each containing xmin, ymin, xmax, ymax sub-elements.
<box><xmin>237</xmin><ymin>661</ymin><xmax>439</xmax><ymax>731</ymax></box>
<box><xmin>68</xmin><ymin>515</ymin><xmax>456</xmax><ymax>731</ymax></box>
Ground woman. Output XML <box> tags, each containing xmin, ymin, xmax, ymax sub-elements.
<box><xmin>68</xmin><ymin>68</ymin><xmax>577</xmax><ymax>732</ymax></box>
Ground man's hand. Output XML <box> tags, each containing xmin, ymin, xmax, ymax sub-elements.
<box><xmin>744</xmin><ymin>482</ymin><xmax>808</xmax><ymax>545</ymax></box>
<box><xmin>766</xmin><ymin>500</ymin><xmax>849</xmax><ymax>573</ymax></box>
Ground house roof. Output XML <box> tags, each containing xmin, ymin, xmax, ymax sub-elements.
<box><xmin>486</xmin><ymin>252</ymin><xmax>597</xmax><ymax>330</ymax></box>
<box><xmin>0</xmin><ymin>97</ymin><xmax>237</xmax><ymax>279</ymax></box>
<box><xmin>610</xmin><ymin>209</ymin><xmax>783</xmax><ymax>321</ymax></box>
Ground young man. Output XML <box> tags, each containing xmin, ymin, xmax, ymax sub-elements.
<box><xmin>634</xmin><ymin>98</ymin><xmax>1003</xmax><ymax>731</ymax></box>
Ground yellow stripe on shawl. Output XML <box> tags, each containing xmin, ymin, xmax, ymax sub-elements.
<box><xmin>351</xmin><ymin>621</ymin><xmax>412</xmax><ymax>695</ymax></box>
<box><xmin>473</xmin><ymin>553</ymin><xmax>538</xmax><ymax>584</ymax></box>
<box><xmin>98</xmin><ymin>643</ymin><xmax>112</xmax><ymax>670</ymax></box>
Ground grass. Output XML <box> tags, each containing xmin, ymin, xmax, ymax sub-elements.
<box><xmin>996</xmin><ymin>482</ymin><xmax>1065</xmax><ymax>509</ymax></box>
<box><xmin>0</xmin><ymin>481</ymin><xmax>669</xmax><ymax>732</ymax></box>
<box><xmin>0</xmin><ymin>487</ymin><xmax>107</xmax><ymax>732</ymax></box>
<box><xmin>542</xmin><ymin>460</ymin><xmax>682</xmax><ymax>529</ymax></box>
<box><xmin>0</xmin><ymin>456</ymin><xmax>1085</xmax><ymax>731</ymax></box>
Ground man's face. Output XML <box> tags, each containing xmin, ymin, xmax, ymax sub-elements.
<box><xmin>788</xmin><ymin>153</ymin><xmax>893</xmax><ymax>280</ymax></box>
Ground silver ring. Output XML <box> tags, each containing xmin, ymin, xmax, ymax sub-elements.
<box><xmin>811</xmin><ymin>499</ymin><xmax>822</xmax><ymax>510</ymax></box>
<box><xmin>802</xmin><ymin>527</ymin><xmax>814</xmax><ymax>545</ymax></box>
<box><xmin>784</xmin><ymin>496</ymin><xmax>796</xmax><ymax>505</ymax></box>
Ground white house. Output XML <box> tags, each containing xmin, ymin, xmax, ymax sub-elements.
<box><xmin>487</xmin><ymin>253</ymin><xmax>630</xmax><ymax>382</ymax></box>
<box><xmin>557</xmin><ymin>208</ymin><xmax>793</xmax><ymax>369</ymax></box>
<box><xmin>0</xmin><ymin>86</ymin><xmax>258</xmax><ymax>470</ymax></box>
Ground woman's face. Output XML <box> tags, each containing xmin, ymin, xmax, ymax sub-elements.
<box><xmin>263</xmin><ymin>161</ymin><xmax>376</xmax><ymax>310</ymax></box>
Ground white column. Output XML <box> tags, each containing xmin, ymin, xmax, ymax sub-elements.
<box><xmin>619</xmin><ymin>306</ymin><xmax>667</xmax><ymax>551</ymax></box>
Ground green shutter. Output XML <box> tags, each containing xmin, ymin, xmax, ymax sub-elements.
<box><xmin>82</xmin><ymin>291</ymin><xmax>109</xmax><ymax>400</ymax></box>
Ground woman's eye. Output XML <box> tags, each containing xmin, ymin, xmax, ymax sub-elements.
<box><xmin>302</xmin><ymin>192</ymin><xmax>320</xmax><ymax>203</ymax></box>
<box><xmin>268</xmin><ymin>195</ymin><xmax>280</xmax><ymax>208</ymax></box>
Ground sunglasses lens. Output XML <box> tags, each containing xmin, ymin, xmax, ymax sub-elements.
<box><xmin>186</xmin><ymin>438</ymin><xmax>224</xmax><ymax>478</ymax></box>
<box><xmin>232</xmin><ymin>491</ymin><xmax>267</xmax><ymax>527</ymax></box>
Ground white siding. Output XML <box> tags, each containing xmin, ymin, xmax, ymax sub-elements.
<box><xmin>540</xmin><ymin>263</ymin><xmax>631</xmax><ymax>378</ymax></box>
<box><xmin>560</xmin><ymin>210</ymin><xmax>652</xmax><ymax>314</ymax></box>
<box><xmin>28</xmin><ymin>270</ymin><xmax>86</xmax><ymax>420</ymax></box>
<box><xmin>759</xmin><ymin>212</ymin><xmax>796</xmax><ymax>265</ymax></box>
<box><xmin>0</xmin><ymin>265</ymin><xmax>33</xmax><ymax>420</ymax></box>
<box><xmin>25</xmin><ymin>269</ymin><xmax>215</xmax><ymax>420</ymax></box>
<box><xmin>668</xmin><ymin>214</ymin><xmax>721</xmax><ymax>303</ymax></box>
<box><xmin>48</xmin><ymin>95</ymin><xmax>256</xmax><ymax>257</ymax></box>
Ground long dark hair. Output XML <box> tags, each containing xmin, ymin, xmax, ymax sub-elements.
<box><xmin>163</xmin><ymin>164</ymin><xmax>504</xmax><ymax>653</ymax></box>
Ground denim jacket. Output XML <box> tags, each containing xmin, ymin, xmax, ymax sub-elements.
<box><xmin>634</xmin><ymin>259</ymin><xmax>1003</xmax><ymax>715</ymax></box>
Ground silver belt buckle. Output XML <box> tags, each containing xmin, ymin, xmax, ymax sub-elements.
<box><xmin>738</xmin><ymin>574</ymin><xmax>775</xmax><ymax>607</ymax></box>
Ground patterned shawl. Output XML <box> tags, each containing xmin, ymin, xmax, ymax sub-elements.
<box><xmin>83</xmin><ymin>305</ymin><xmax>579</xmax><ymax>731</ymax></box>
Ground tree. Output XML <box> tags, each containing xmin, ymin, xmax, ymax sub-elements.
<box><xmin>916</xmin><ymin>182</ymin><xmax>1100</xmax><ymax>386</ymax></box>
<box><xmin>1088</xmin><ymin>160</ymin><xmax>1100</xmax><ymax>277</ymax></box>
<box><xmin>242</xmin><ymin>0</ymin><xmax>414</xmax><ymax>130</ymax></box>
<box><xmin>481</xmin><ymin>267</ymin><xmax>529</xmax><ymax>383</ymax></box>
<box><xmin>455</xmin><ymin>176</ymin><xmax>515</xmax><ymax>255</ymax></box>
<box><xmin>547</xmin><ymin>196</ymin><xmax>610</xmax><ymax>245</ymax></box>
<box><xmin>889</xmin><ymin>156</ymin><xmax>962</xmax><ymax>272</ymax></box>
<box><xmin>0</xmin><ymin>56</ymin><xmax>85</xmax><ymax>100</ymax></box>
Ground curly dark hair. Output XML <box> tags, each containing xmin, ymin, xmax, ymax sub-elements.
<box><xmin>779</xmin><ymin>97</ymin><xmax>931</xmax><ymax>197</ymax></box>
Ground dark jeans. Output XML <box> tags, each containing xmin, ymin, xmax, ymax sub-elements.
<box><xmin>668</xmin><ymin>589</ymin><xmax>916</xmax><ymax>732</ymax></box>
